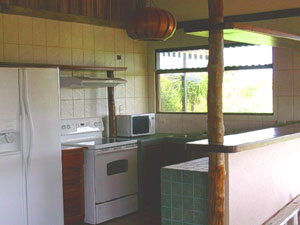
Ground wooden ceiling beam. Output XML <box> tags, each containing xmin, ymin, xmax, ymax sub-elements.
<box><xmin>178</xmin><ymin>7</ymin><xmax>300</xmax><ymax>29</ymax></box>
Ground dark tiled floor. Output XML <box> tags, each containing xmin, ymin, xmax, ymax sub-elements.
<box><xmin>86</xmin><ymin>209</ymin><xmax>161</xmax><ymax>225</ymax></box>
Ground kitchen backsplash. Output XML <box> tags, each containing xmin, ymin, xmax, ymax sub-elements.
<box><xmin>0</xmin><ymin>13</ymin><xmax>151</xmax><ymax>121</ymax></box>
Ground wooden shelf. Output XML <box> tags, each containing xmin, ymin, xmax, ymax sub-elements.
<box><xmin>0</xmin><ymin>62</ymin><xmax>127</xmax><ymax>72</ymax></box>
<box><xmin>185</xmin><ymin>22</ymin><xmax>300</xmax><ymax>48</ymax></box>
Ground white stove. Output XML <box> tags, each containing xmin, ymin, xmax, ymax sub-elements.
<box><xmin>61</xmin><ymin>118</ymin><xmax>138</xmax><ymax>224</ymax></box>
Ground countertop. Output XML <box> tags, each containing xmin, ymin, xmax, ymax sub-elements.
<box><xmin>187</xmin><ymin>123</ymin><xmax>300</xmax><ymax>153</ymax></box>
<box><xmin>125</xmin><ymin>132</ymin><xmax>207</xmax><ymax>146</ymax></box>
<box><xmin>61</xmin><ymin>146</ymin><xmax>87</xmax><ymax>152</ymax></box>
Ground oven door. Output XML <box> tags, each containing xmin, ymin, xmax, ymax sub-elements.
<box><xmin>94</xmin><ymin>146</ymin><xmax>138</xmax><ymax>204</ymax></box>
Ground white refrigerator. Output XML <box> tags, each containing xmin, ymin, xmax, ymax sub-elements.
<box><xmin>0</xmin><ymin>68</ymin><xmax>64</xmax><ymax>225</ymax></box>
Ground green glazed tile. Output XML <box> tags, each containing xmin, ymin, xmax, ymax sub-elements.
<box><xmin>162</xmin><ymin>194</ymin><xmax>172</xmax><ymax>207</ymax></box>
<box><xmin>172</xmin><ymin>208</ymin><xmax>183</xmax><ymax>221</ymax></box>
<box><xmin>161</xmin><ymin>168</ymin><xmax>171</xmax><ymax>181</ymax></box>
<box><xmin>162</xmin><ymin>207</ymin><xmax>172</xmax><ymax>220</ymax></box>
<box><xmin>194</xmin><ymin>198</ymin><xmax>209</xmax><ymax>211</ymax></box>
<box><xmin>162</xmin><ymin>219</ymin><xmax>172</xmax><ymax>225</ymax></box>
<box><xmin>193</xmin><ymin>172</ymin><xmax>208</xmax><ymax>184</ymax></box>
<box><xmin>172</xmin><ymin>170</ymin><xmax>182</xmax><ymax>182</ymax></box>
<box><xmin>183</xmin><ymin>183</ymin><xmax>193</xmax><ymax>197</ymax></box>
<box><xmin>183</xmin><ymin>171</ymin><xmax>194</xmax><ymax>183</ymax></box>
<box><xmin>194</xmin><ymin>211</ymin><xmax>209</xmax><ymax>225</ymax></box>
<box><xmin>183</xmin><ymin>210</ymin><xmax>194</xmax><ymax>224</ymax></box>
<box><xmin>172</xmin><ymin>182</ymin><xmax>182</xmax><ymax>195</ymax></box>
<box><xmin>172</xmin><ymin>221</ymin><xmax>183</xmax><ymax>225</ymax></box>
<box><xmin>183</xmin><ymin>197</ymin><xmax>193</xmax><ymax>210</ymax></box>
<box><xmin>194</xmin><ymin>184</ymin><xmax>208</xmax><ymax>199</ymax></box>
<box><xmin>172</xmin><ymin>195</ymin><xmax>182</xmax><ymax>208</ymax></box>
<box><xmin>161</xmin><ymin>181</ymin><xmax>171</xmax><ymax>194</ymax></box>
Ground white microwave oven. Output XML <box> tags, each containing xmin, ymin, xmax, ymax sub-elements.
<box><xmin>117</xmin><ymin>113</ymin><xmax>155</xmax><ymax>137</ymax></box>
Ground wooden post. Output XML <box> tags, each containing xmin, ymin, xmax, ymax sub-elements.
<box><xmin>207</xmin><ymin>0</ymin><xmax>226</xmax><ymax>225</ymax></box>
<box><xmin>107</xmin><ymin>70</ymin><xmax>117</xmax><ymax>138</ymax></box>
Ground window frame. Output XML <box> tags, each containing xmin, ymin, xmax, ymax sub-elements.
<box><xmin>155</xmin><ymin>44</ymin><xmax>274</xmax><ymax>115</ymax></box>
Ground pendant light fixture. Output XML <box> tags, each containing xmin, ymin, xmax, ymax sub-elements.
<box><xmin>126</xmin><ymin>0</ymin><xmax>177</xmax><ymax>41</ymax></box>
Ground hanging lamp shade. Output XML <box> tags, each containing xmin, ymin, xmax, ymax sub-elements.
<box><xmin>126</xmin><ymin>7</ymin><xmax>177</xmax><ymax>41</ymax></box>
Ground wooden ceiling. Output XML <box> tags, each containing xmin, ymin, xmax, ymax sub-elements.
<box><xmin>0</xmin><ymin>0</ymin><xmax>147</xmax><ymax>28</ymax></box>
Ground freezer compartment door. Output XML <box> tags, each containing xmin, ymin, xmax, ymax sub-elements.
<box><xmin>24</xmin><ymin>68</ymin><xmax>64</xmax><ymax>225</ymax></box>
<box><xmin>95</xmin><ymin>148</ymin><xmax>138</xmax><ymax>203</ymax></box>
<box><xmin>0</xmin><ymin>152</ymin><xmax>25</xmax><ymax>225</ymax></box>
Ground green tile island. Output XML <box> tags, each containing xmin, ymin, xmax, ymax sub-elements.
<box><xmin>161</xmin><ymin>158</ymin><xmax>209</xmax><ymax>225</ymax></box>
<box><xmin>184</xmin><ymin>123</ymin><xmax>300</xmax><ymax>225</ymax></box>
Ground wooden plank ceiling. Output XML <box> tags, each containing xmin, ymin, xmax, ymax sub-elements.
<box><xmin>0</xmin><ymin>0</ymin><xmax>147</xmax><ymax>28</ymax></box>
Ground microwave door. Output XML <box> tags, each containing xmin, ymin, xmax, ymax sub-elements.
<box><xmin>132</xmin><ymin>116</ymin><xmax>149</xmax><ymax>136</ymax></box>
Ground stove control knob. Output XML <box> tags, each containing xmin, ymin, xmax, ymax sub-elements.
<box><xmin>94</xmin><ymin>122</ymin><xmax>98</xmax><ymax>127</ymax></box>
<box><xmin>67</xmin><ymin>125</ymin><xmax>71</xmax><ymax>129</ymax></box>
<box><xmin>61</xmin><ymin>125</ymin><xmax>66</xmax><ymax>130</ymax></box>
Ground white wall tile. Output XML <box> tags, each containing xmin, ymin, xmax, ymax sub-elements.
<box><xmin>116</xmin><ymin>98</ymin><xmax>126</xmax><ymax>115</ymax></box>
<box><xmin>19</xmin><ymin>45</ymin><xmax>33</xmax><ymax>63</ymax></box>
<box><xmin>59</xmin><ymin>21</ymin><xmax>71</xmax><ymax>48</ymax></box>
<box><xmin>104</xmin><ymin>51</ymin><xmax>116</xmax><ymax>67</ymax></box>
<box><xmin>33</xmin><ymin>18</ymin><xmax>46</xmax><ymax>46</ymax></box>
<box><xmin>83</xmin><ymin>24</ymin><xmax>94</xmax><ymax>50</ymax></box>
<box><xmin>47</xmin><ymin>46</ymin><xmax>60</xmax><ymax>64</ymax></box>
<box><xmin>73</xmin><ymin>89</ymin><xmax>85</xmax><ymax>100</ymax></box>
<box><xmin>73</xmin><ymin>100</ymin><xmax>85</xmax><ymax>118</ymax></box>
<box><xmin>94</xmin><ymin>26</ymin><xmax>105</xmax><ymax>51</ymax></box>
<box><xmin>125</xmin><ymin>76</ymin><xmax>135</xmax><ymax>98</ymax></box>
<box><xmin>19</xmin><ymin>16</ymin><xmax>33</xmax><ymax>45</ymax></box>
<box><xmin>61</xmin><ymin>88</ymin><xmax>73</xmax><ymax>100</ymax></box>
<box><xmin>71</xmin><ymin>23</ymin><xmax>83</xmax><ymax>49</ymax></box>
<box><xmin>104</xmin><ymin>27</ymin><xmax>115</xmax><ymax>52</ymax></box>
<box><xmin>275</xmin><ymin>47</ymin><xmax>293</xmax><ymax>70</ymax></box>
<box><xmin>277</xmin><ymin>97</ymin><xmax>294</xmax><ymax>122</ymax></box>
<box><xmin>61</xmin><ymin>100</ymin><xmax>73</xmax><ymax>119</ymax></box>
<box><xmin>4</xmin><ymin>43</ymin><xmax>19</xmax><ymax>62</ymax></box>
<box><xmin>134</xmin><ymin>98</ymin><xmax>148</xmax><ymax>114</ymax></box>
<box><xmin>293</xmin><ymin>70</ymin><xmax>300</xmax><ymax>96</ymax></box>
<box><xmin>3</xmin><ymin>14</ymin><xmax>19</xmax><ymax>44</ymax></box>
<box><xmin>125</xmin><ymin>98</ymin><xmax>135</xmax><ymax>114</ymax></box>
<box><xmin>293</xmin><ymin>96</ymin><xmax>300</xmax><ymax>121</ymax></box>
<box><xmin>85</xmin><ymin>88</ymin><xmax>97</xmax><ymax>100</ymax></box>
<box><xmin>276</xmin><ymin>70</ymin><xmax>293</xmax><ymax>96</ymax></box>
<box><xmin>46</xmin><ymin>20</ymin><xmax>59</xmax><ymax>47</ymax></box>
<box><xmin>115</xmin><ymin>29</ymin><xmax>125</xmax><ymax>53</ymax></box>
<box><xmin>134</xmin><ymin>76</ymin><xmax>148</xmax><ymax>98</ymax></box>
<box><xmin>96</xmin><ymin>99</ymin><xmax>108</xmax><ymax>117</ymax></box>
<box><xmin>84</xmin><ymin>100</ymin><xmax>97</xmax><ymax>117</ymax></box>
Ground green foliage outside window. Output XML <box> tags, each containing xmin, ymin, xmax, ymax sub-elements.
<box><xmin>160</xmin><ymin>69</ymin><xmax>272</xmax><ymax>113</ymax></box>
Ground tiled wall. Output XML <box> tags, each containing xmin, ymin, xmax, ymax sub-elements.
<box><xmin>0</xmin><ymin>13</ymin><xmax>150</xmax><ymax>120</ymax></box>
<box><xmin>161</xmin><ymin>158</ymin><xmax>209</xmax><ymax>225</ymax></box>
<box><xmin>148</xmin><ymin>19</ymin><xmax>300</xmax><ymax>134</ymax></box>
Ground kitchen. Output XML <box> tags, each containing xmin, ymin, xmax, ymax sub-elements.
<box><xmin>0</xmin><ymin>0</ymin><xmax>300</xmax><ymax>225</ymax></box>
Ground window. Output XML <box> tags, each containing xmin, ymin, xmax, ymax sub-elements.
<box><xmin>156</xmin><ymin>45</ymin><xmax>273</xmax><ymax>114</ymax></box>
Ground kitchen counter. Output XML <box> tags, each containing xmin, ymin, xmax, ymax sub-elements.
<box><xmin>61</xmin><ymin>146</ymin><xmax>87</xmax><ymax>151</ymax></box>
<box><xmin>126</xmin><ymin>132</ymin><xmax>207</xmax><ymax>146</ymax></box>
<box><xmin>187</xmin><ymin>123</ymin><xmax>300</xmax><ymax>153</ymax></box>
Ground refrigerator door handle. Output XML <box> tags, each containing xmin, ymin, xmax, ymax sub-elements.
<box><xmin>23</xmin><ymin>69</ymin><xmax>34</xmax><ymax>169</ymax></box>
<box><xmin>19</xmin><ymin>69</ymin><xmax>29</xmax><ymax>225</ymax></box>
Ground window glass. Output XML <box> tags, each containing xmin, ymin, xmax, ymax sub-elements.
<box><xmin>160</xmin><ymin>74</ymin><xmax>184</xmax><ymax>112</ymax></box>
<box><xmin>157</xmin><ymin>45</ymin><xmax>273</xmax><ymax>114</ymax></box>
